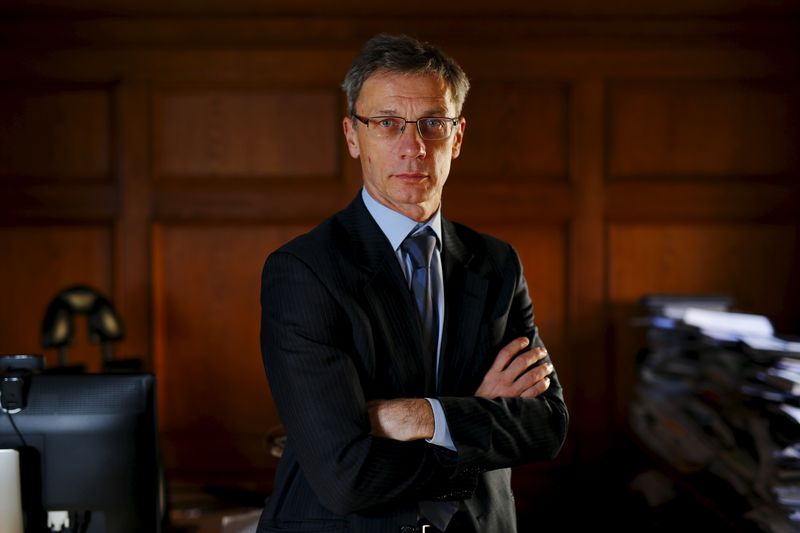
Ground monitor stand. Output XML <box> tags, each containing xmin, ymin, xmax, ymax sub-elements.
<box><xmin>0</xmin><ymin>448</ymin><xmax>23</xmax><ymax>533</ymax></box>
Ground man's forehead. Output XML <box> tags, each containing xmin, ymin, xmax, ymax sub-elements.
<box><xmin>358</xmin><ymin>71</ymin><xmax>455</xmax><ymax>112</ymax></box>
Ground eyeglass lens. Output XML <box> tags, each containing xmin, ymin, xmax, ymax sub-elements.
<box><xmin>369</xmin><ymin>117</ymin><xmax>454</xmax><ymax>140</ymax></box>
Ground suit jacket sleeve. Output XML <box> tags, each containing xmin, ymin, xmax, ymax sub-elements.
<box><xmin>437</xmin><ymin>245</ymin><xmax>569</xmax><ymax>474</ymax></box>
<box><xmin>261</xmin><ymin>251</ymin><xmax>475</xmax><ymax>516</ymax></box>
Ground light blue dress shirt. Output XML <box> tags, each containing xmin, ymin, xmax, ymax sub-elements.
<box><xmin>361</xmin><ymin>188</ymin><xmax>456</xmax><ymax>452</ymax></box>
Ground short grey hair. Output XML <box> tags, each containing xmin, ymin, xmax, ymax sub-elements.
<box><xmin>342</xmin><ymin>33</ymin><xmax>471</xmax><ymax>117</ymax></box>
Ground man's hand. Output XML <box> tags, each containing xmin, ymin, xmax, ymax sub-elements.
<box><xmin>475</xmin><ymin>337</ymin><xmax>553</xmax><ymax>399</ymax></box>
<box><xmin>367</xmin><ymin>398</ymin><xmax>434</xmax><ymax>441</ymax></box>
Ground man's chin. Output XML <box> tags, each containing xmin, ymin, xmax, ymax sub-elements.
<box><xmin>394</xmin><ymin>195</ymin><xmax>435</xmax><ymax>211</ymax></box>
<box><xmin>391</xmin><ymin>183</ymin><xmax>436</xmax><ymax>203</ymax></box>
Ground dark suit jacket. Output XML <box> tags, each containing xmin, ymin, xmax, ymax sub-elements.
<box><xmin>258</xmin><ymin>194</ymin><xmax>568</xmax><ymax>533</ymax></box>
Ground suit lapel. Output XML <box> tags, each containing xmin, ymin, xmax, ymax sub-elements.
<box><xmin>337</xmin><ymin>196</ymin><xmax>492</xmax><ymax>397</ymax></box>
<box><xmin>440</xmin><ymin>219</ymin><xmax>489</xmax><ymax>395</ymax></box>
<box><xmin>337</xmin><ymin>195</ymin><xmax>428</xmax><ymax>396</ymax></box>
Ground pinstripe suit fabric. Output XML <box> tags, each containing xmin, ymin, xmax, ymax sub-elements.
<box><xmin>258</xmin><ymin>194</ymin><xmax>568</xmax><ymax>533</ymax></box>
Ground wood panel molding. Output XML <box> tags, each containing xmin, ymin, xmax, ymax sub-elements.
<box><xmin>0</xmin><ymin>183</ymin><xmax>117</xmax><ymax>221</ymax></box>
<box><xmin>153</xmin><ymin>180</ymin><xmax>356</xmax><ymax>223</ymax></box>
<box><xmin>606</xmin><ymin>180</ymin><xmax>800</xmax><ymax>223</ymax></box>
<box><xmin>0</xmin><ymin>17</ymin><xmax>792</xmax><ymax>48</ymax></box>
<box><xmin>1</xmin><ymin>44</ymin><xmax>796</xmax><ymax>85</ymax></box>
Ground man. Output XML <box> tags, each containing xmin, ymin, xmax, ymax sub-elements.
<box><xmin>259</xmin><ymin>34</ymin><xmax>568</xmax><ymax>533</ymax></box>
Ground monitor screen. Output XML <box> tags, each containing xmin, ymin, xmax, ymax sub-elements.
<box><xmin>0</xmin><ymin>373</ymin><xmax>160</xmax><ymax>533</ymax></box>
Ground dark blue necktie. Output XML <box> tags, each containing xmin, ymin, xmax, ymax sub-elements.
<box><xmin>404</xmin><ymin>228</ymin><xmax>458</xmax><ymax>529</ymax></box>
<box><xmin>402</xmin><ymin>228</ymin><xmax>438</xmax><ymax>394</ymax></box>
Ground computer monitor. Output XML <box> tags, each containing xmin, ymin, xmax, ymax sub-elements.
<box><xmin>0</xmin><ymin>373</ymin><xmax>161</xmax><ymax>533</ymax></box>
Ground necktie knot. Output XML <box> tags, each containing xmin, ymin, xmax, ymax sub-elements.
<box><xmin>403</xmin><ymin>229</ymin><xmax>436</xmax><ymax>271</ymax></box>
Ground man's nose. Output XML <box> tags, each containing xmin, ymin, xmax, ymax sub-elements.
<box><xmin>398</xmin><ymin>123</ymin><xmax>426</xmax><ymax>159</ymax></box>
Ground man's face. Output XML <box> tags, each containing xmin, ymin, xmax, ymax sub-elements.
<box><xmin>343</xmin><ymin>71</ymin><xmax>466</xmax><ymax>222</ymax></box>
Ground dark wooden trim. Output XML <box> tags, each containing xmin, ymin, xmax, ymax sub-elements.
<box><xmin>567</xmin><ymin>80</ymin><xmax>610</xmax><ymax>463</ymax></box>
<box><xmin>606</xmin><ymin>180</ymin><xmax>800</xmax><ymax>223</ymax></box>
<box><xmin>112</xmin><ymin>83</ymin><xmax>154</xmax><ymax>370</ymax></box>
<box><xmin>0</xmin><ymin>45</ymin><xmax>796</xmax><ymax>84</ymax></box>
<box><xmin>1</xmin><ymin>16</ymin><xmax>797</xmax><ymax>49</ymax></box>
<box><xmin>152</xmin><ymin>180</ymin><xmax>355</xmax><ymax>224</ymax></box>
<box><xmin>0</xmin><ymin>183</ymin><xmax>117</xmax><ymax>222</ymax></box>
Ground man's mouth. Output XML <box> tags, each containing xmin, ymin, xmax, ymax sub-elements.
<box><xmin>392</xmin><ymin>172</ymin><xmax>429</xmax><ymax>181</ymax></box>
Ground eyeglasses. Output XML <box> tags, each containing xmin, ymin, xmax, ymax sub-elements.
<box><xmin>351</xmin><ymin>113</ymin><xmax>459</xmax><ymax>141</ymax></box>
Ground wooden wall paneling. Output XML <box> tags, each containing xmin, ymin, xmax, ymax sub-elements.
<box><xmin>152</xmin><ymin>84</ymin><xmax>359</xmax><ymax>224</ymax></box>
<box><xmin>0</xmin><ymin>86</ymin><xmax>112</xmax><ymax>181</ymax></box>
<box><xmin>608</xmin><ymin>80</ymin><xmax>800</xmax><ymax>179</ymax></box>
<box><xmin>609</xmin><ymin>224</ymin><xmax>797</xmax><ymax>320</ymax></box>
<box><xmin>607</xmin><ymin>223</ymin><xmax>798</xmax><ymax>427</ymax></box>
<box><xmin>153</xmin><ymin>223</ymin><xmax>309</xmax><ymax>479</ymax></box>
<box><xmin>112</xmin><ymin>83</ymin><xmax>153</xmax><ymax>367</ymax></box>
<box><xmin>0</xmin><ymin>226</ymin><xmax>114</xmax><ymax>371</ymax></box>
<box><xmin>0</xmin><ymin>83</ymin><xmax>117</xmax><ymax>222</ymax></box>
<box><xmin>453</xmin><ymin>81</ymin><xmax>569</xmax><ymax>182</ymax></box>
<box><xmin>0</xmin><ymin>9</ymin><xmax>796</xmax><ymax>497</ymax></box>
<box><xmin>567</xmin><ymin>80</ymin><xmax>610</xmax><ymax>462</ymax></box>
<box><xmin>153</xmin><ymin>88</ymin><xmax>340</xmax><ymax>180</ymax></box>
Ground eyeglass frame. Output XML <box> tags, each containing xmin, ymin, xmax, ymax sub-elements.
<box><xmin>350</xmin><ymin>113</ymin><xmax>461</xmax><ymax>141</ymax></box>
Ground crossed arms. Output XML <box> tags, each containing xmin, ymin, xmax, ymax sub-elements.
<box><xmin>368</xmin><ymin>337</ymin><xmax>554</xmax><ymax>441</ymax></box>
<box><xmin>261</xmin><ymin>248</ymin><xmax>568</xmax><ymax>515</ymax></box>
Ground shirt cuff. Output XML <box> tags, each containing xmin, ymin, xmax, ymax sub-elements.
<box><xmin>424</xmin><ymin>398</ymin><xmax>457</xmax><ymax>451</ymax></box>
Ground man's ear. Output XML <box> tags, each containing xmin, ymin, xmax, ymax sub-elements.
<box><xmin>451</xmin><ymin>117</ymin><xmax>466</xmax><ymax>159</ymax></box>
<box><xmin>343</xmin><ymin>116</ymin><xmax>360</xmax><ymax>159</ymax></box>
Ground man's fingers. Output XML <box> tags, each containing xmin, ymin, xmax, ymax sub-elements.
<box><xmin>506</xmin><ymin>347</ymin><xmax>548</xmax><ymax>379</ymax></box>
<box><xmin>489</xmin><ymin>337</ymin><xmax>530</xmax><ymax>373</ymax></box>
<box><xmin>512</xmin><ymin>361</ymin><xmax>553</xmax><ymax>396</ymax></box>
<box><xmin>476</xmin><ymin>341</ymin><xmax>555</xmax><ymax>399</ymax></box>
<box><xmin>520</xmin><ymin>376</ymin><xmax>551</xmax><ymax>398</ymax></box>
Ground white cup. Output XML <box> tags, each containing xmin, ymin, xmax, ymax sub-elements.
<box><xmin>0</xmin><ymin>448</ymin><xmax>24</xmax><ymax>533</ymax></box>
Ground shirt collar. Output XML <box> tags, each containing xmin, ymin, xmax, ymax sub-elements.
<box><xmin>361</xmin><ymin>187</ymin><xmax>442</xmax><ymax>252</ymax></box>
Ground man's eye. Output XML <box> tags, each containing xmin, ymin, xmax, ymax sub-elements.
<box><xmin>423</xmin><ymin>119</ymin><xmax>444</xmax><ymax>129</ymax></box>
<box><xmin>377</xmin><ymin>119</ymin><xmax>397</xmax><ymax>128</ymax></box>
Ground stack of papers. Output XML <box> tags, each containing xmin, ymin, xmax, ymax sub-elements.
<box><xmin>630</xmin><ymin>295</ymin><xmax>800</xmax><ymax>532</ymax></box>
